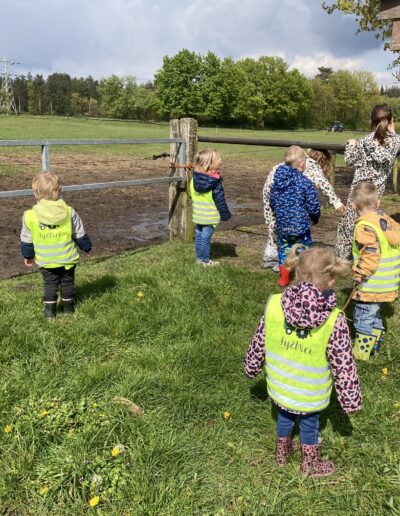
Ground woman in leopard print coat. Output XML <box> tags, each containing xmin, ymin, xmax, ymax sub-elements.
<box><xmin>263</xmin><ymin>150</ymin><xmax>345</xmax><ymax>267</ymax></box>
<box><xmin>335</xmin><ymin>104</ymin><xmax>400</xmax><ymax>259</ymax></box>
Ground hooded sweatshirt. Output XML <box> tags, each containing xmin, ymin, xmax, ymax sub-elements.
<box><xmin>269</xmin><ymin>164</ymin><xmax>320</xmax><ymax>237</ymax></box>
<box><xmin>21</xmin><ymin>199</ymin><xmax>92</xmax><ymax>260</ymax></box>
<box><xmin>352</xmin><ymin>210</ymin><xmax>400</xmax><ymax>302</ymax></box>
<box><xmin>244</xmin><ymin>282</ymin><xmax>362</xmax><ymax>414</ymax></box>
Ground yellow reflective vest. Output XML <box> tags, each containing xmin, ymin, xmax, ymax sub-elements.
<box><xmin>190</xmin><ymin>179</ymin><xmax>220</xmax><ymax>226</ymax></box>
<box><xmin>24</xmin><ymin>206</ymin><xmax>80</xmax><ymax>269</ymax></box>
<box><xmin>353</xmin><ymin>219</ymin><xmax>400</xmax><ymax>295</ymax></box>
<box><xmin>264</xmin><ymin>294</ymin><xmax>340</xmax><ymax>413</ymax></box>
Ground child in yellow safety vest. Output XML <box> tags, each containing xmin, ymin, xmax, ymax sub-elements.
<box><xmin>20</xmin><ymin>173</ymin><xmax>92</xmax><ymax>319</ymax></box>
<box><xmin>244</xmin><ymin>246</ymin><xmax>362</xmax><ymax>477</ymax></box>
<box><xmin>351</xmin><ymin>181</ymin><xmax>400</xmax><ymax>360</ymax></box>
<box><xmin>190</xmin><ymin>149</ymin><xmax>231</xmax><ymax>267</ymax></box>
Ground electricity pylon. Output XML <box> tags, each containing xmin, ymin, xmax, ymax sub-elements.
<box><xmin>0</xmin><ymin>54</ymin><xmax>18</xmax><ymax>115</ymax></box>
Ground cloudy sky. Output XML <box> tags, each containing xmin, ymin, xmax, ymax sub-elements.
<box><xmin>1</xmin><ymin>0</ymin><xmax>396</xmax><ymax>86</ymax></box>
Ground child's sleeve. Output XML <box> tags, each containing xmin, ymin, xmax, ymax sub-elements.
<box><xmin>326</xmin><ymin>313</ymin><xmax>362</xmax><ymax>414</ymax></box>
<box><xmin>212</xmin><ymin>180</ymin><xmax>231</xmax><ymax>221</ymax></box>
<box><xmin>304</xmin><ymin>159</ymin><xmax>343</xmax><ymax>209</ymax></box>
<box><xmin>352</xmin><ymin>224</ymin><xmax>380</xmax><ymax>281</ymax></box>
<box><xmin>20</xmin><ymin>214</ymin><xmax>35</xmax><ymax>259</ymax></box>
<box><xmin>344</xmin><ymin>140</ymin><xmax>366</xmax><ymax>167</ymax></box>
<box><xmin>304</xmin><ymin>182</ymin><xmax>320</xmax><ymax>224</ymax></box>
<box><xmin>263</xmin><ymin>167</ymin><xmax>277</xmax><ymax>224</ymax></box>
<box><xmin>71</xmin><ymin>209</ymin><xmax>92</xmax><ymax>252</ymax></box>
<box><xmin>243</xmin><ymin>315</ymin><xmax>265</xmax><ymax>378</ymax></box>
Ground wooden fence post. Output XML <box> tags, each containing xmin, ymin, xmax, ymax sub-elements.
<box><xmin>169</xmin><ymin>118</ymin><xmax>198</xmax><ymax>242</ymax></box>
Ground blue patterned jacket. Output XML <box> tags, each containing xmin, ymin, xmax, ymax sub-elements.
<box><xmin>270</xmin><ymin>164</ymin><xmax>320</xmax><ymax>237</ymax></box>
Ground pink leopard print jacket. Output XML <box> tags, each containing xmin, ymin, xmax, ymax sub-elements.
<box><xmin>244</xmin><ymin>282</ymin><xmax>362</xmax><ymax>414</ymax></box>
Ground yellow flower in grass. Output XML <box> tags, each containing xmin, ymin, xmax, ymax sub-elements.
<box><xmin>394</xmin><ymin>402</ymin><xmax>400</xmax><ymax>409</ymax></box>
<box><xmin>382</xmin><ymin>367</ymin><xmax>388</xmax><ymax>376</ymax></box>
<box><xmin>111</xmin><ymin>444</ymin><xmax>125</xmax><ymax>457</ymax></box>
<box><xmin>40</xmin><ymin>409</ymin><xmax>49</xmax><ymax>417</ymax></box>
<box><xmin>89</xmin><ymin>496</ymin><xmax>100</xmax><ymax>507</ymax></box>
<box><xmin>4</xmin><ymin>424</ymin><xmax>12</xmax><ymax>434</ymax></box>
<box><xmin>39</xmin><ymin>486</ymin><xmax>49</xmax><ymax>496</ymax></box>
<box><xmin>223</xmin><ymin>411</ymin><xmax>231</xmax><ymax>421</ymax></box>
<box><xmin>136</xmin><ymin>290</ymin><xmax>144</xmax><ymax>299</ymax></box>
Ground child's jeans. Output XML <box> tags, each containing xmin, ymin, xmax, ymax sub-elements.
<box><xmin>277</xmin><ymin>231</ymin><xmax>312</xmax><ymax>265</ymax></box>
<box><xmin>353</xmin><ymin>301</ymin><xmax>384</xmax><ymax>335</ymax></box>
<box><xmin>40</xmin><ymin>266</ymin><xmax>76</xmax><ymax>302</ymax></box>
<box><xmin>195</xmin><ymin>224</ymin><xmax>215</xmax><ymax>263</ymax></box>
<box><xmin>277</xmin><ymin>407</ymin><xmax>319</xmax><ymax>445</ymax></box>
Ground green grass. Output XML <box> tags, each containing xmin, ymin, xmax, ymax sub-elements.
<box><xmin>0</xmin><ymin>242</ymin><xmax>399</xmax><ymax>514</ymax></box>
<box><xmin>0</xmin><ymin>115</ymin><xmax>361</xmax><ymax>163</ymax></box>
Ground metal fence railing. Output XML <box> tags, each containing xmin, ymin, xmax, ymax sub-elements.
<box><xmin>0</xmin><ymin>138</ymin><xmax>186</xmax><ymax>199</ymax></box>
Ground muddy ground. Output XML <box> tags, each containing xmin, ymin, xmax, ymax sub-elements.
<box><xmin>0</xmin><ymin>152</ymin><xmax>398</xmax><ymax>279</ymax></box>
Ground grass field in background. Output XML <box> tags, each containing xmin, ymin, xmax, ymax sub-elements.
<box><xmin>0</xmin><ymin>242</ymin><xmax>399</xmax><ymax>514</ymax></box>
<box><xmin>0</xmin><ymin>115</ymin><xmax>361</xmax><ymax>164</ymax></box>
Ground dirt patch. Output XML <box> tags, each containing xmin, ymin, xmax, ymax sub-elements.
<box><xmin>0</xmin><ymin>152</ymin><xmax>398</xmax><ymax>279</ymax></box>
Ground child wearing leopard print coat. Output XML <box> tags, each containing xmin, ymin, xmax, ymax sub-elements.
<box><xmin>335</xmin><ymin>103</ymin><xmax>400</xmax><ymax>259</ymax></box>
<box><xmin>244</xmin><ymin>246</ymin><xmax>362</xmax><ymax>478</ymax></box>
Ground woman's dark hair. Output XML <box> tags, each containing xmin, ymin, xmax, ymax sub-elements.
<box><xmin>371</xmin><ymin>103</ymin><xmax>393</xmax><ymax>145</ymax></box>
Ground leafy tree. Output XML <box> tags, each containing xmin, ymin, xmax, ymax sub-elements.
<box><xmin>12</xmin><ymin>75</ymin><xmax>29</xmax><ymax>113</ymax></box>
<box><xmin>97</xmin><ymin>75</ymin><xmax>137</xmax><ymax>118</ymax></box>
<box><xmin>154</xmin><ymin>49</ymin><xmax>204</xmax><ymax>118</ymax></box>
<box><xmin>70</xmin><ymin>92</ymin><xmax>89</xmax><ymax>116</ymax></box>
<box><xmin>329</xmin><ymin>70</ymin><xmax>363</xmax><ymax>128</ymax></box>
<box><xmin>316</xmin><ymin>66</ymin><xmax>334</xmax><ymax>83</ymax></box>
<box><xmin>322</xmin><ymin>1</ymin><xmax>389</xmax><ymax>39</ymax></box>
<box><xmin>27</xmin><ymin>74</ymin><xmax>47</xmax><ymax>115</ymax></box>
<box><xmin>47</xmin><ymin>73</ymin><xmax>72</xmax><ymax>115</ymax></box>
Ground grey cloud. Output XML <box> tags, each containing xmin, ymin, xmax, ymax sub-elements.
<box><xmin>0</xmin><ymin>0</ymin><xmax>390</xmax><ymax>81</ymax></box>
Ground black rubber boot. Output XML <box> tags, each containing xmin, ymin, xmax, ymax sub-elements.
<box><xmin>44</xmin><ymin>302</ymin><xmax>56</xmax><ymax>319</ymax></box>
<box><xmin>62</xmin><ymin>299</ymin><xmax>75</xmax><ymax>315</ymax></box>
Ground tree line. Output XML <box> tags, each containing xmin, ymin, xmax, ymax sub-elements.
<box><xmin>3</xmin><ymin>49</ymin><xmax>400</xmax><ymax>129</ymax></box>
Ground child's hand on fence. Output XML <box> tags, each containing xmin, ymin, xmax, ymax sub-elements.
<box><xmin>24</xmin><ymin>258</ymin><xmax>34</xmax><ymax>268</ymax></box>
<box><xmin>335</xmin><ymin>204</ymin><xmax>346</xmax><ymax>214</ymax></box>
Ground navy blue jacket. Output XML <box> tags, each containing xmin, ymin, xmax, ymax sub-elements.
<box><xmin>192</xmin><ymin>171</ymin><xmax>231</xmax><ymax>221</ymax></box>
<box><xmin>270</xmin><ymin>164</ymin><xmax>320</xmax><ymax>237</ymax></box>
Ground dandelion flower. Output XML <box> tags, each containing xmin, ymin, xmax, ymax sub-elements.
<box><xmin>39</xmin><ymin>486</ymin><xmax>49</xmax><ymax>496</ymax></box>
<box><xmin>4</xmin><ymin>425</ymin><xmax>12</xmax><ymax>434</ymax></box>
<box><xmin>89</xmin><ymin>496</ymin><xmax>100</xmax><ymax>507</ymax></box>
<box><xmin>382</xmin><ymin>368</ymin><xmax>388</xmax><ymax>376</ymax></box>
<box><xmin>137</xmin><ymin>291</ymin><xmax>144</xmax><ymax>299</ymax></box>
<box><xmin>223</xmin><ymin>411</ymin><xmax>231</xmax><ymax>421</ymax></box>
<box><xmin>92</xmin><ymin>474</ymin><xmax>102</xmax><ymax>485</ymax></box>
<box><xmin>111</xmin><ymin>444</ymin><xmax>125</xmax><ymax>457</ymax></box>
<box><xmin>40</xmin><ymin>409</ymin><xmax>49</xmax><ymax>417</ymax></box>
<box><xmin>394</xmin><ymin>402</ymin><xmax>400</xmax><ymax>409</ymax></box>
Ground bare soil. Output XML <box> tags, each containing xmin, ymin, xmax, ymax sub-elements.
<box><xmin>0</xmin><ymin>152</ymin><xmax>398</xmax><ymax>279</ymax></box>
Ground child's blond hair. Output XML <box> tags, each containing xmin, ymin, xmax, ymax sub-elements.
<box><xmin>32</xmin><ymin>173</ymin><xmax>61</xmax><ymax>201</ymax></box>
<box><xmin>284</xmin><ymin>145</ymin><xmax>306</xmax><ymax>170</ymax></box>
<box><xmin>194</xmin><ymin>149</ymin><xmax>221</xmax><ymax>172</ymax></box>
<box><xmin>352</xmin><ymin>181</ymin><xmax>379</xmax><ymax>213</ymax></box>
<box><xmin>308</xmin><ymin>149</ymin><xmax>332</xmax><ymax>180</ymax></box>
<box><xmin>286</xmin><ymin>245</ymin><xmax>350</xmax><ymax>291</ymax></box>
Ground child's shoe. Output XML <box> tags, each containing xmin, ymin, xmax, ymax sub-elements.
<box><xmin>371</xmin><ymin>328</ymin><xmax>384</xmax><ymax>355</ymax></box>
<box><xmin>300</xmin><ymin>444</ymin><xmax>336</xmax><ymax>478</ymax></box>
<box><xmin>202</xmin><ymin>260</ymin><xmax>220</xmax><ymax>267</ymax></box>
<box><xmin>275</xmin><ymin>436</ymin><xmax>297</xmax><ymax>467</ymax></box>
<box><xmin>62</xmin><ymin>299</ymin><xmax>75</xmax><ymax>315</ymax></box>
<box><xmin>44</xmin><ymin>302</ymin><xmax>56</xmax><ymax>320</ymax></box>
<box><xmin>278</xmin><ymin>265</ymin><xmax>290</xmax><ymax>287</ymax></box>
<box><xmin>353</xmin><ymin>332</ymin><xmax>376</xmax><ymax>361</ymax></box>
